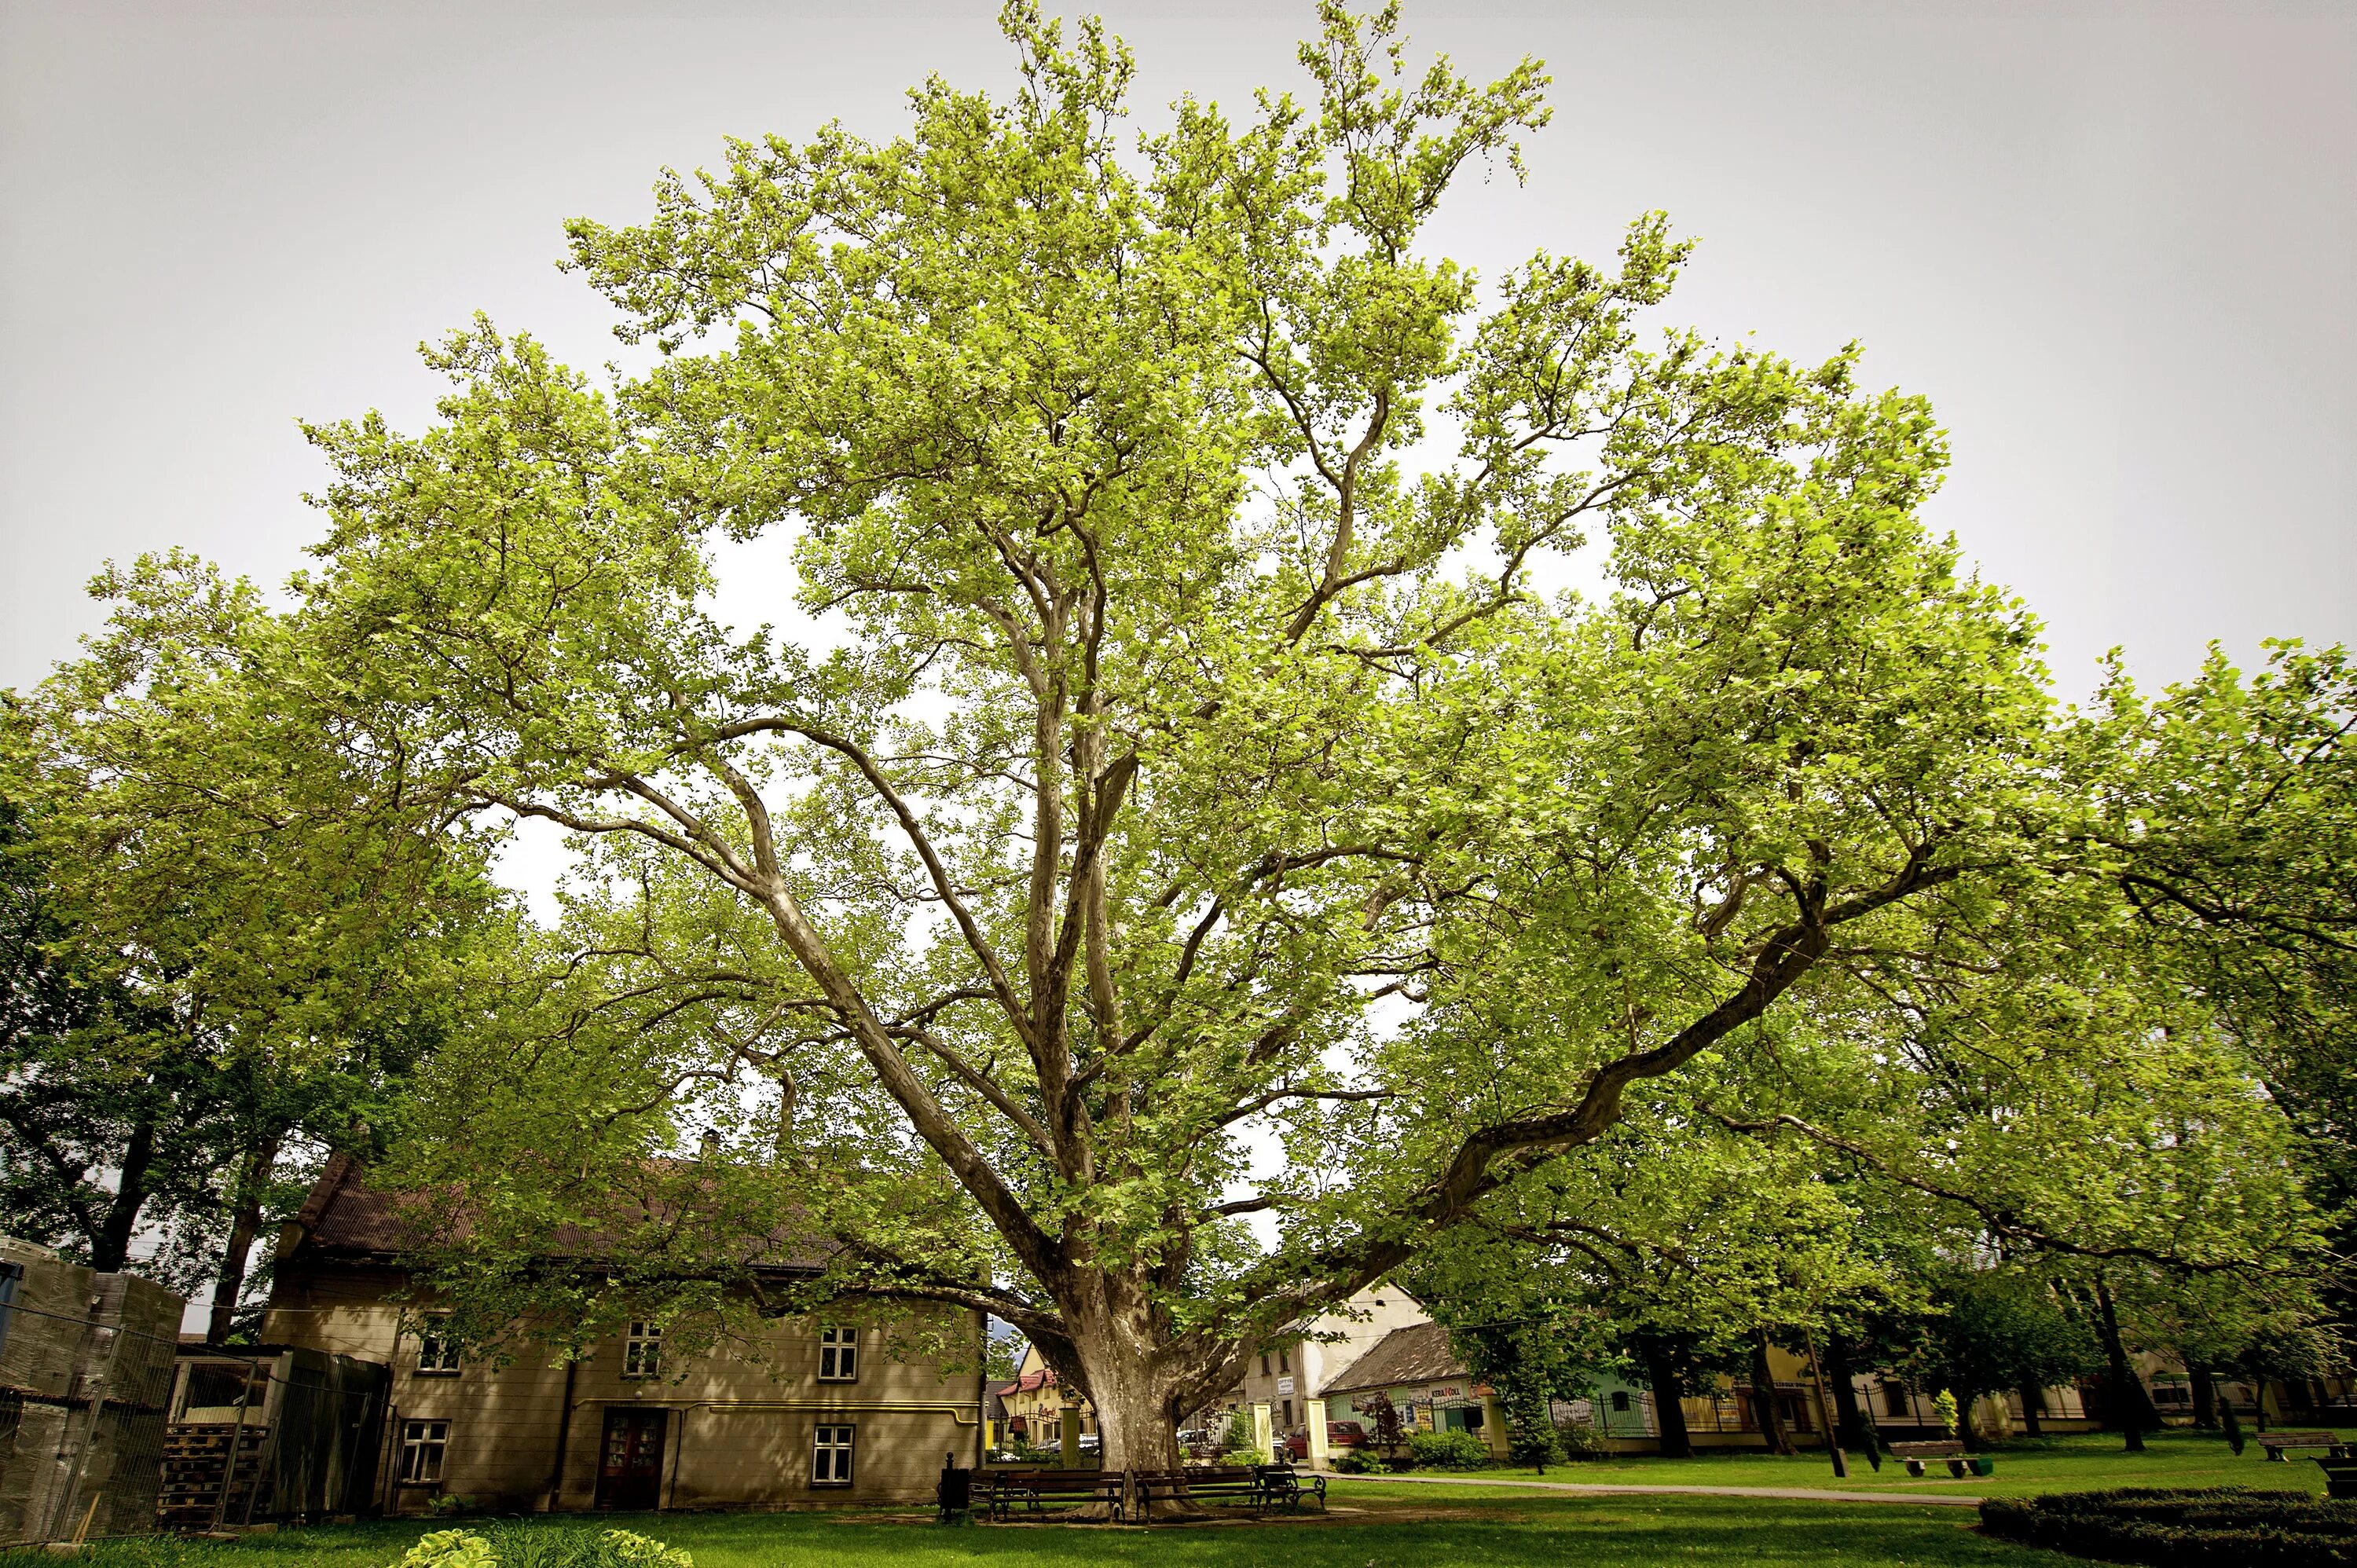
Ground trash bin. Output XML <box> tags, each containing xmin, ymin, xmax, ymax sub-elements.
<box><xmin>937</xmin><ymin>1462</ymin><xmax>974</xmax><ymax>1525</ymax></box>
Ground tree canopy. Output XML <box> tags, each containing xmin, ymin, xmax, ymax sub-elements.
<box><xmin>43</xmin><ymin>0</ymin><xmax>2331</xmax><ymax>1500</ymax></box>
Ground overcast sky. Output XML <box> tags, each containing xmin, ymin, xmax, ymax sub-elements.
<box><xmin>4</xmin><ymin>0</ymin><xmax>2352</xmax><ymax>704</ymax></box>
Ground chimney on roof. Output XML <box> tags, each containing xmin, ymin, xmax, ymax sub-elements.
<box><xmin>699</xmin><ymin>1130</ymin><xmax>721</xmax><ymax>1162</ymax></box>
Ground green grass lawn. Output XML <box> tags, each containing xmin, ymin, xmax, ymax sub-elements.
<box><xmin>1425</xmin><ymin>1427</ymin><xmax>2342</xmax><ymax>1497</ymax></box>
<box><xmin>7</xmin><ymin>1431</ymin><xmax>2329</xmax><ymax>1568</ymax></box>
<box><xmin>4</xmin><ymin>1497</ymin><xmax>2067</xmax><ymax>1568</ymax></box>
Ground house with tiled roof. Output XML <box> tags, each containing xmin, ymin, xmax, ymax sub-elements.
<box><xmin>258</xmin><ymin>1156</ymin><xmax>987</xmax><ymax>1513</ymax></box>
<box><xmin>1192</xmin><ymin>1283</ymin><xmax>1434</xmax><ymax>1449</ymax></box>
<box><xmin>989</xmin><ymin>1343</ymin><xmax>1094</xmax><ymax>1453</ymax></box>
<box><xmin>1318</xmin><ymin>1319</ymin><xmax>1505</xmax><ymax>1450</ymax></box>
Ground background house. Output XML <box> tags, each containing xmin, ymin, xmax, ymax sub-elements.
<box><xmin>258</xmin><ymin>1156</ymin><xmax>987</xmax><ymax>1512</ymax></box>
<box><xmin>1197</xmin><ymin>1284</ymin><xmax>1435</xmax><ymax>1442</ymax></box>
<box><xmin>990</xmin><ymin>1343</ymin><xmax>1090</xmax><ymax>1453</ymax></box>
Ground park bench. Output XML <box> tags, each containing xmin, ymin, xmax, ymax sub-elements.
<box><xmin>1884</xmin><ymin>1440</ymin><xmax>1981</xmax><ymax>1478</ymax></box>
<box><xmin>1255</xmin><ymin>1460</ymin><xmax>1329</xmax><ymax>1511</ymax></box>
<box><xmin>2257</xmin><ymin>1431</ymin><xmax>2341</xmax><ymax>1462</ymax></box>
<box><xmin>979</xmin><ymin>1467</ymin><xmax>1123</xmax><ymax>1521</ymax></box>
<box><xmin>1127</xmin><ymin>1464</ymin><xmax>1266</xmax><ymax>1521</ymax></box>
<box><xmin>2311</xmin><ymin>1446</ymin><xmax>2357</xmax><ymax>1500</ymax></box>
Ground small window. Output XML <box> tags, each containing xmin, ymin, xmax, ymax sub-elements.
<box><xmin>399</xmin><ymin>1419</ymin><xmax>449</xmax><ymax>1482</ymax></box>
<box><xmin>1882</xmin><ymin>1382</ymin><xmax>1909</xmax><ymax>1417</ymax></box>
<box><xmin>819</xmin><ymin>1326</ymin><xmax>859</xmax><ymax>1382</ymax></box>
<box><xmin>1281</xmin><ymin>1398</ymin><xmax>1293</xmax><ymax>1428</ymax></box>
<box><xmin>812</xmin><ymin>1422</ymin><xmax>854</xmax><ymax>1486</ymax></box>
<box><xmin>416</xmin><ymin>1314</ymin><xmax>460</xmax><ymax>1375</ymax></box>
<box><xmin>624</xmin><ymin>1321</ymin><xmax>662</xmax><ymax>1379</ymax></box>
<box><xmin>1278</xmin><ymin>1348</ymin><xmax>1291</xmax><ymax>1375</ymax></box>
<box><xmin>1259</xmin><ymin>1354</ymin><xmax>1270</xmax><ymax>1377</ymax></box>
<box><xmin>1611</xmin><ymin>1390</ymin><xmax>1631</xmax><ymax>1412</ymax></box>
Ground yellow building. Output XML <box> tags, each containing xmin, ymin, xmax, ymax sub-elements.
<box><xmin>991</xmin><ymin>1343</ymin><xmax>1092</xmax><ymax>1453</ymax></box>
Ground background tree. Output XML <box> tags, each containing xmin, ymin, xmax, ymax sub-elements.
<box><xmin>1886</xmin><ymin>1267</ymin><xmax>2098</xmax><ymax>1449</ymax></box>
<box><xmin>2</xmin><ymin>554</ymin><xmax>497</xmax><ymax>1335</ymax></box>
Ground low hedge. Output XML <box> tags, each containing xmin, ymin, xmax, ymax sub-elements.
<box><xmin>1405</xmin><ymin>1429</ymin><xmax>1494</xmax><ymax>1471</ymax></box>
<box><xmin>1979</xmin><ymin>1486</ymin><xmax>2357</xmax><ymax>1567</ymax></box>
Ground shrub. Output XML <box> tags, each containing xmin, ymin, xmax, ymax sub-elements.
<box><xmin>1220</xmin><ymin>1414</ymin><xmax>1269</xmax><ymax>1464</ymax></box>
<box><xmin>1329</xmin><ymin>1446</ymin><xmax>1379</xmax><ymax>1475</ymax></box>
<box><xmin>1980</xmin><ymin>1487</ymin><xmax>2357</xmax><ymax>1568</ymax></box>
<box><xmin>410</xmin><ymin>1526</ymin><xmax>694</xmax><ymax>1568</ymax></box>
<box><xmin>397</xmin><ymin>1533</ymin><xmax>495</xmax><ymax>1568</ymax></box>
<box><xmin>1406</xmin><ymin>1429</ymin><xmax>1494</xmax><ymax>1471</ymax></box>
<box><xmin>1554</xmin><ymin>1417</ymin><xmax>1611</xmax><ymax>1461</ymax></box>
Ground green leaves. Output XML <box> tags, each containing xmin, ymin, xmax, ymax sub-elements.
<box><xmin>203</xmin><ymin>2</ymin><xmax>2341</xmax><ymax>1431</ymax></box>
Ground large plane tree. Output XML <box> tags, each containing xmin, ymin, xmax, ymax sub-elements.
<box><xmin>288</xmin><ymin>2</ymin><xmax>2307</xmax><ymax>1509</ymax></box>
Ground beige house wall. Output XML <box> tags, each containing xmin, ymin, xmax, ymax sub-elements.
<box><xmin>1223</xmin><ymin>1284</ymin><xmax>1432</xmax><ymax>1434</ymax></box>
<box><xmin>262</xmin><ymin>1266</ymin><xmax>984</xmax><ymax>1511</ymax></box>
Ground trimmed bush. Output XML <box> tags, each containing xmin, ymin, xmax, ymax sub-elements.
<box><xmin>1980</xmin><ymin>1486</ymin><xmax>2357</xmax><ymax>1568</ymax></box>
<box><xmin>1329</xmin><ymin>1446</ymin><xmax>1380</xmax><ymax>1475</ymax></box>
<box><xmin>1406</xmin><ymin>1429</ymin><xmax>1494</xmax><ymax>1471</ymax></box>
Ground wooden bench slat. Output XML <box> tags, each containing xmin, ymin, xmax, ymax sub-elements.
<box><xmin>1882</xmin><ymin>1438</ymin><xmax>1976</xmax><ymax>1478</ymax></box>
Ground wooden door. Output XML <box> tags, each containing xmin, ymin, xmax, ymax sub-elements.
<box><xmin>596</xmin><ymin>1409</ymin><xmax>668</xmax><ymax>1511</ymax></box>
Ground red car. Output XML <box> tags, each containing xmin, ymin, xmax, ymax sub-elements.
<box><xmin>1283</xmin><ymin>1420</ymin><xmax>1368</xmax><ymax>1460</ymax></box>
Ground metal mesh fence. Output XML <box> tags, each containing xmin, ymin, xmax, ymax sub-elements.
<box><xmin>0</xmin><ymin>1295</ymin><xmax>179</xmax><ymax>1546</ymax></box>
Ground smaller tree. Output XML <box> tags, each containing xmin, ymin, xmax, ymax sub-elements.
<box><xmin>1893</xmin><ymin>1269</ymin><xmax>2098</xmax><ymax>1449</ymax></box>
<box><xmin>1450</xmin><ymin>1310</ymin><xmax>1617</xmax><ymax>1471</ymax></box>
<box><xmin>1360</xmin><ymin>1390</ymin><xmax>1409</xmax><ymax>1458</ymax></box>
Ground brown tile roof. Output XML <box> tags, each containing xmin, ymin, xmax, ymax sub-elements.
<box><xmin>1321</xmin><ymin>1321</ymin><xmax>1468</xmax><ymax>1396</ymax></box>
<box><xmin>288</xmin><ymin>1153</ymin><xmax>411</xmax><ymax>1255</ymax></box>
<box><xmin>281</xmin><ymin>1156</ymin><xmax>828</xmax><ymax>1275</ymax></box>
<box><xmin>994</xmin><ymin>1367</ymin><xmax>1059</xmax><ymax>1398</ymax></box>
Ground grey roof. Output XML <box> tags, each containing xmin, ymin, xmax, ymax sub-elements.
<box><xmin>1321</xmin><ymin>1321</ymin><xmax>1469</xmax><ymax>1395</ymax></box>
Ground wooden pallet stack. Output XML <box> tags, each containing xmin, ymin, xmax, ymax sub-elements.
<box><xmin>156</xmin><ymin>1423</ymin><xmax>269</xmax><ymax>1530</ymax></box>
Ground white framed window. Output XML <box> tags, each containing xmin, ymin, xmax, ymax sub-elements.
<box><xmin>399</xmin><ymin>1419</ymin><xmax>449</xmax><ymax>1482</ymax></box>
<box><xmin>812</xmin><ymin>1423</ymin><xmax>854</xmax><ymax>1486</ymax></box>
<box><xmin>624</xmin><ymin>1321</ymin><xmax>663</xmax><ymax>1379</ymax></box>
<box><xmin>416</xmin><ymin>1314</ymin><xmax>460</xmax><ymax>1375</ymax></box>
<box><xmin>818</xmin><ymin>1326</ymin><xmax>859</xmax><ymax>1383</ymax></box>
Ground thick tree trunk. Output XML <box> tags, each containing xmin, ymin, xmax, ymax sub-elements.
<box><xmin>1750</xmin><ymin>1331</ymin><xmax>1794</xmax><ymax>1456</ymax></box>
<box><xmin>1054</xmin><ymin>1282</ymin><xmax>1197</xmax><ymax>1519</ymax></box>
<box><xmin>206</xmin><ymin>1134</ymin><xmax>282</xmax><ymax>1346</ymax></box>
<box><xmin>2188</xmin><ymin>1364</ymin><xmax>2218</xmax><ymax>1430</ymax></box>
<box><xmin>1824</xmin><ymin>1336</ymin><xmax>1868</xmax><ymax>1451</ymax></box>
<box><xmin>2092</xmin><ymin>1275</ymin><xmax>2154</xmax><ymax>1453</ymax></box>
<box><xmin>91</xmin><ymin>1116</ymin><xmax>158</xmax><ymax>1273</ymax></box>
<box><xmin>2017</xmin><ymin>1383</ymin><xmax>2044</xmax><ymax>1438</ymax></box>
<box><xmin>1641</xmin><ymin>1341</ymin><xmax>1693</xmax><ymax>1459</ymax></box>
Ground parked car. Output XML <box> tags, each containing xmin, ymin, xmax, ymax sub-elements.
<box><xmin>1283</xmin><ymin>1420</ymin><xmax>1369</xmax><ymax>1460</ymax></box>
